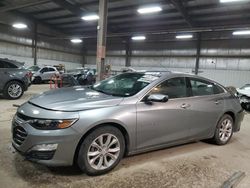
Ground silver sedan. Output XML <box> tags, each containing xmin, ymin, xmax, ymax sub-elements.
<box><xmin>12</xmin><ymin>72</ymin><xmax>244</xmax><ymax>175</ymax></box>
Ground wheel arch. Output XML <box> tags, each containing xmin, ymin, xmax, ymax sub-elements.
<box><xmin>4</xmin><ymin>79</ymin><xmax>24</xmax><ymax>89</ymax></box>
<box><xmin>73</xmin><ymin>122</ymin><xmax>130</xmax><ymax>165</ymax></box>
<box><xmin>224</xmin><ymin>111</ymin><xmax>235</xmax><ymax>123</ymax></box>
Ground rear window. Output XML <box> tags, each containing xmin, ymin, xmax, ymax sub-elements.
<box><xmin>189</xmin><ymin>78</ymin><xmax>224</xmax><ymax>96</ymax></box>
<box><xmin>0</xmin><ymin>61</ymin><xmax>19</xmax><ymax>68</ymax></box>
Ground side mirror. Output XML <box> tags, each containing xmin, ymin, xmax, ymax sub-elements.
<box><xmin>146</xmin><ymin>94</ymin><xmax>169</xmax><ymax>103</ymax></box>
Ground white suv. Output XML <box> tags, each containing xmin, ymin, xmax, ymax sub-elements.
<box><xmin>32</xmin><ymin>66</ymin><xmax>59</xmax><ymax>84</ymax></box>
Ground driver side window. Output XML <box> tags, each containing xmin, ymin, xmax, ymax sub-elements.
<box><xmin>150</xmin><ymin>77</ymin><xmax>187</xmax><ymax>99</ymax></box>
<box><xmin>40</xmin><ymin>68</ymin><xmax>48</xmax><ymax>73</ymax></box>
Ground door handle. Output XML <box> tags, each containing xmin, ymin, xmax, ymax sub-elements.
<box><xmin>214</xmin><ymin>100</ymin><xmax>221</xmax><ymax>105</ymax></box>
<box><xmin>181</xmin><ymin>103</ymin><xmax>191</xmax><ymax>109</ymax></box>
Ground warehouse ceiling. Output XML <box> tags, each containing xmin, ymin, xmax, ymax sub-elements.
<box><xmin>1</xmin><ymin>0</ymin><xmax>250</xmax><ymax>41</ymax></box>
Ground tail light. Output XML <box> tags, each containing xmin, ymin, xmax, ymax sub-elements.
<box><xmin>25</xmin><ymin>71</ymin><xmax>32</xmax><ymax>78</ymax></box>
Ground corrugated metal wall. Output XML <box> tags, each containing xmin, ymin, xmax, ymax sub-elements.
<box><xmin>85</xmin><ymin>39</ymin><xmax>250</xmax><ymax>87</ymax></box>
<box><xmin>0</xmin><ymin>32</ymin><xmax>83</xmax><ymax>70</ymax></box>
<box><xmin>0</xmin><ymin>30</ymin><xmax>249</xmax><ymax>87</ymax></box>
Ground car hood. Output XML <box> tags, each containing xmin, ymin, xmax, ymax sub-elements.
<box><xmin>29</xmin><ymin>86</ymin><xmax>124</xmax><ymax>111</ymax></box>
<box><xmin>236</xmin><ymin>89</ymin><xmax>250</xmax><ymax>97</ymax></box>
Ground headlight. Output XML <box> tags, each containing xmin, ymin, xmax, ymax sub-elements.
<box><xmin>27</xmin><ymin>119</ymin><xmax>78</xmax><ymax>130</ymax></box>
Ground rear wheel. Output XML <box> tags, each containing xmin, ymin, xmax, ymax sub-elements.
<box><xmin>33</xmin><ymin>76</ymin><xmax>42</xmax><ymax>84</ymax></box>
<box><xmin>3</xmin><ymin>81</ymin><xmax>24</xmax><ymax>100</ymax></box>
<box><xmin>77</xmin><ymin>126</ymin><xmax>125</xmax><ymax>176</ymax></box>
<box><xmin>212</xmin><ymin>114</ymin><xmax>234</xmax><ymax>145</ymax></box>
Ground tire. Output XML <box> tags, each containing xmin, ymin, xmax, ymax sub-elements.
<box><xmin>3</xmin><ymin>81</ymin><xmax>24</xmax><ymax>100</ymax></box>
<box><xmin>33</xmin><ymin>76</ymin><xmax>42</xmax><ymax>84</ymax></box>
<box><xmin>242</xmin><ymin>103</ymin><xmax>250</xmax><ymax>111</ymax></box>
<box><xmin>77</xmin><ymin>126</ymin><xmax>125</xmax><ymax>176</ymax></box>
<box><xmin>212</xmin><ymin>114</ymin><xmax>234</xmax><ymax>145</ymax></box>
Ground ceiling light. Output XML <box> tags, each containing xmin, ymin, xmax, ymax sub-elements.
<box><xmin>71</xmin><ymin>38</ymin><xmax>82</xmax><ymax>43</ymax></box>
<box><xmin>12</xmin><ymin>23</ymin><xmax>27</xmax><ymax>29</ymax></box>
<box><xmin>176</xmin><ymin>34</ymin><xmax>193</xmax><ymax>39</ymax></box>
<box><xmin>81</xmin><ymin>14</ymin><xmax>99</xmax><ymax>21</ymax></box>
<box><xmin>132</xmin><ymin>36</ymin><xmax>146</xmax><ymax>41</ymax></box>
<box><xmin>233</xmin><ymin>30</ymin><xmax>250</xmax><ymax>35</ymax></box>
<box><xmin>220</xmin><ymin>0</ymin><xmax>248</xmax><ymax>3</ymax></box>
<box><xmin>137</xmin><ymin>6</ymin><xmax>162</xmax><ymax>14</ymax></box>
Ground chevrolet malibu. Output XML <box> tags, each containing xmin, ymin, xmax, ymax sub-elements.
<box><xmin>12</xmin><ymin>72</ymin><xmax>244</xmax><ymax>175</ymax></box>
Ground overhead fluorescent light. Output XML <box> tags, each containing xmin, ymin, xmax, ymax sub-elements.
<box><xmin>71</xmin><ymin>38</ymin><xmax>82</xmax><ymax>43</ymax></box>
<box><xmin>81</xmin><ymin>14</ymin><xmax>99</xmax><ymax>21</ymax></box>
<box><xmin>220</xmin><ymin>0</ymin><xmax>248</xmax><ymax>3</ymax></box>
<box><xmin>233</xmin><ymin>30</ymin><xmax>250</xmax><ymax>35</ymax></box>
<box><xmin>132</xmin><ymin>36</ymin><xmax>146</xmax><ymax>41</ymax></box>
<box><xmin>176</xmin><ymin>34</ymin><xmax>193</xmax><ymax>39</ymax></box>
<box><xmin>12</xmin><ymin>23</ymin><xmax>27</xmax><ymax>29</ymax></box>
<box><xmin>137</xmin><ymin>6</ymin><xmax>162</xmax><ymax>14</ymax></box>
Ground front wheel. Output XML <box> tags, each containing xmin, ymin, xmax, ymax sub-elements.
<box><xmin>212</xmin><ymin>114</ymin><xmax>234</xmax><ymax>145</ymax></box>
<box><xmin>3</xmin><ymin>81</ymin><xmax>24</xmax><ymax>100</ymax></box>
<box><xmin>77</xmin><ymin>126</ymin><xmax>125</xmax><ymax>176</ymax></box>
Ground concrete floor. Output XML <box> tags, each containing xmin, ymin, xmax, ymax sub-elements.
<box><xmin>0</xmin><ymin>85</ymin><xmax>250</xmax><ymax>188</ymax></box>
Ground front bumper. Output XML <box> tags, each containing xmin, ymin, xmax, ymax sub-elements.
<box><xmin>11</xmin><ymin>104</ymin><xmax>82</xmax><ymax>166</ymax></box>
<box><xmin>234</xmin><ymin>109</ymin><xmax>245</xmax><ymax>132</ymax></box>
<box><xmin>22</xmin><ymin>77</ymin><xmax>31</xmax><ymax>91</ymax></box>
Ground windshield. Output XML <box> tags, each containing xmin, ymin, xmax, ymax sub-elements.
<box><xmin>28</xmin><ymin>66</ymin><xmax>40</xmax><ymax>71</ymax></box>
<box><xmin>91</xmin><ymin>73</ymin><xmax>160</xmax><ymax>97</ymax></box>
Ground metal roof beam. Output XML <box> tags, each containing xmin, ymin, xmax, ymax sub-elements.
<box><xmin>0</xmin><ymin>0</ymin><xmax>50</xmax><ymax>13</ymax></box>
<box><xmin>51</xmin><ymin>0</ymin><xmax>88</xmax><ymax>17</ymax></box>
<box><xmin>168</xmin><ymin>0</ymin><xmax>194</xmax><ymax>27</ymax></box>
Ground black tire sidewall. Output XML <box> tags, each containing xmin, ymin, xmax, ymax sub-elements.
<box><xmin>214</xmin><ymin>115</ymin><xmax>234</xmax><ymax>145</ymax></box>
<box><xmin>4</xmin><ymin>81</ymin><xmax>24</xmax><ymax>100</ymax></box>
<box><xmin>77</xmin><ymin>126</ymin><xmax>125</xmax><ymax>176</ymax></box>
<box><xmin>34</xmin><ymin>76</ymin><xmax>42</xmax><ymax>84</ymax></box>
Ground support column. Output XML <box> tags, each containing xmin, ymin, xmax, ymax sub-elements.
<box><xmin>96</xmin><ymin>0</ymin><xmax>108</xmax><ymax>81</ymax></box>
<box><xmin>125</xmin><ymin>39</ymin><xmax>131</xmax><ymax>67</ymax></box>
<box><xmin>195</xmin><ymin>33</ymin><xmax>201</xmax><ymax>75</ymax></box>
<box><xmin>82</xmin><ymin>45</ymin><xmax>87</xmax><ymax>67</ymax></box>
<box><xmin>32</xmin><ymin>22</ymin><xmax>38</xmax><ymax>65</ymax></box>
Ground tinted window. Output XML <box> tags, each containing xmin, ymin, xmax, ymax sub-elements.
<box><xmin>0</xmin><ymin>61</ymin><xmax>18</xmax><ymax>68</ymax></box>
<box><xmin>150</xmin><ymin>77</ymin><xmax>187</xmax><ymax>99</ymax></box>
<box><xmin>0</xmin><ymin>61</ymin><xmax>5</xmax><ymax>68</ymax></box>
<box><xmin>6</xmin><ymin>62</ymin><xmax>18</xmax><ymax>68</ymax></box>
<box><xmin>48</xmin><ymin>68</ymin><xmax>55</xmax><ymax>72</ymax></box>
<box><xmin>40</xmin><ymin>68</ymin><xmax>48</xmax><ymax>73</ymax></box>
<box><xmin>189</xmin><ymin>78</ymin><xmax>223</xmax><ymax>96</ymax></box>
<box><xmin>214</xmin><ymin>84</ymin><xmax>225</xmax><ymax>94</ymax></box>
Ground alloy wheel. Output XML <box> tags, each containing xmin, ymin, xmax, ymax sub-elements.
<box><xmin>87</xmin><ymin>133</ymin><xmax>120</xmax><ymax>170</ymax></box>
<box><xmin>8</xmin><ymin>84</ymin><xmax>22</xmax><ymax>98</ymax></box>
<box><xmin>219</xmin><ymin>118</ymin><xmax>233</xmax><ymax>142</ymax></box>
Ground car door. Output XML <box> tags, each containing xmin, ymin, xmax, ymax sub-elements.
<box><xmin>41</xmin><ymin>67</ymin><xmax>55</xmax><ymax>80</ymax></box>
<box><xmin>47</xmin><ymin>68</ymin><xmax>57</xmax><ymax>79</ymax></box>
<box><xmin>0</xmin><ymin>61</ymin><xmax>7</xmax><ymax>90</ymax></box>
<box><xmin>0</xmin><ymin>60</ymin><xmax>16</xmax><ymax>90</ymax></box>
<box><xmin>136</xmin><ymin>77</ymin><xmax>192</xmax><ymax>150</ymax></box>
<box><xmin>184</xmin><ymin>77</ymin><xmax>225</xmax><ymax>139</ymax></box>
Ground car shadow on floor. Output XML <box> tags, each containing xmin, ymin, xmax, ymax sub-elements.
<box><xmin>13</xmin><ymin>140</ymin><xmax>215</xmax><ymax>186</ymax></box>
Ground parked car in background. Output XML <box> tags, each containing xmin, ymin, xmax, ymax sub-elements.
<box><xmin>27</xmin><ymin>65</ymin><xmax>40</xmax><ymax>75</ymax></box>
<box><xmin>0</xmin><ymin>58</ymin><xmax>31</xmax><ymax>99</ymax></box>
<box><xmin>67</xmin><ymin>68</ymin><xmax>96</xmax><ymax>85</ymax></box>
<box><xmin>12</xmin><ymin>72</ymin><xmax>244</xmax><ymax>175</ymax></box>
<box><xmin>237</xmin><ymin>84</ymin><xmax>250</xmax><ymax>111</ymax></box>
<box><xmin>32</xmin><ymin>66</ymin><xmax>59</xmax><ymax>84</ymax></box>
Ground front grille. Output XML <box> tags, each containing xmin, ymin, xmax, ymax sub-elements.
<box><xmin>13</xmin><ymin>126</ymin><xmax>27</xmax><ymax>146</ymax></box>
